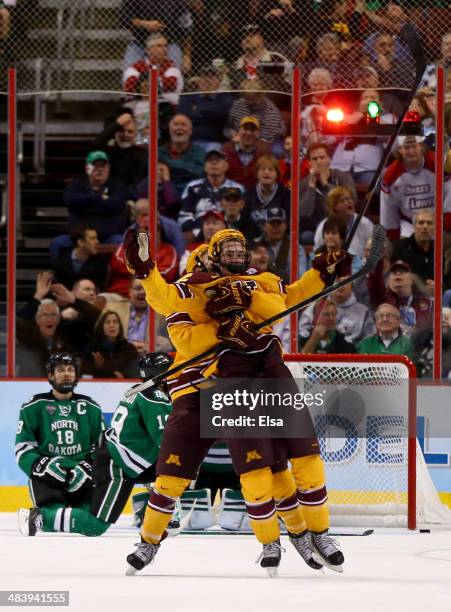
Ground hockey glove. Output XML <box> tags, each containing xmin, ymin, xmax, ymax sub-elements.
<box><xmin>31</xmin><ymin>456</ymin><xmax>68</xmax><ymax>488</ymax></box>
<box><xmin>67</xmin><ymin>461</ymin><xmax>92</xmax><ymax>494</ymax></box>
<box><xmin>205</xmin><ymin>281</ymin><xmax>252</xmax><ymax>319</ymax></box>
<box><xmin>217</xmin><ymin>313</ymin><xmax>258</xmax><ymax>350</ymax></box>
<box><xmin>123</xmin><ymin>229</ymin><xmax>155</xmax><ymax>280</ymax></box>
<box><xmin>312</xmin><ymin>249</ymin><xmax>352</xmax><ymax>284</ymax></box>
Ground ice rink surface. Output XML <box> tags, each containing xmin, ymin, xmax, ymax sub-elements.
<box><xmin>1</xmin><ymin>514</ymin><xmax>451</xmax><ymax>612</ymax></box>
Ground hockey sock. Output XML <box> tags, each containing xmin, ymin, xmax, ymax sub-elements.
<box><xmin>240</xmin><ymin>468</ymin><xmax>279</xmax><ymax>544</ymax></box>
<box><xmin>40</xmin><ymin>504</ymin><xmax>110</xmax><ymax>536</ymax></box>
<box><xmin>141</xmin><ymin>475</ymin><xmax>190</xmax><ymax>544</ymax></box>
<box><xmin>290</xmin><ymin>455</ymin><xmax>330</xmax><ymax>533</ymax></box>
<box><xmin>272</xmin><ymin>469</ymin><xmax>307</xmax><ymax>535</ymax></box>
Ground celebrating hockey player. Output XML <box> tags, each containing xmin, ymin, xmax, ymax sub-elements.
<box><xmin>122</xmin><ymin>228</ymin><xmax>348</xmax><ymax>575</ymax></box>
<box><xmin>16</xmin><ymin>353</ymin><xmax>105</xmax><ymax>536</ymax></box>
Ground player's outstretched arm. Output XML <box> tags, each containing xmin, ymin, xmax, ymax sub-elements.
<box><xmin>124</xmin><ymin>229</ymin><xmax>181</xmax><ymax>316</ymax></box>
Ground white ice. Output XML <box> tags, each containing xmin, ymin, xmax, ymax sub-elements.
<box><xmin>1</xmin><ymin>514</ymin><xmax>451</xmax><ymax>612</ymax></box>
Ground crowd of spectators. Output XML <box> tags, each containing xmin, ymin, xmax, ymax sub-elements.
<box><xmin>12</xmin><ymin>1</ymin><xmax>451</xmax><ymax>378</ymax></box>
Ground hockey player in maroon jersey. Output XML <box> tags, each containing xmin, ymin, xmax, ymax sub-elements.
<box><xmin>123</xmin><ymin>228</ymin><xmax>348</xmax><ymax>574</ymax></box>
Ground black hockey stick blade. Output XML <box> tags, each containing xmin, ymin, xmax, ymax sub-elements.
<box><xmin>178</xmin><ymin>528</ymin><xmax>375</xmax><ymax>537</ymax></box>
<box><xmin>364</xmin><ymin>225</ymin><xmax>386</xmax><ymax>273</ymax></box>
<box><xmin>398</xmin><ymin>23</ymin><xmax>427</xmax><ymax>80</ymax></box>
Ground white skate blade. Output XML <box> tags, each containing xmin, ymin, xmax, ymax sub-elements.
<box><xmin>265</xmin><ymin>566</ymin><xmax>279</xmax><ymax>578</ymax></box>
<box><xmin>318</xmin><ymin>557</ymin><xmax>344</xmax><ymax>573</ymax></box>
<box><xmin>125</xmin><ymin>564</ymin><xmax>138</xmax><ymax>576</ymax></box>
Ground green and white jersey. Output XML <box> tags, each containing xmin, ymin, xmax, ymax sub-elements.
<box><xmin>15</xmin><ymin>392</ymin><xmax>105</xmax><ymax>476</ymax></box>
<box><xmin>201</xmin><ymin>442</ymin><xmax>234</xmax><ymax>473</ymax></box>
<box><xmin>105</xmin><ymin>386</ymin><xmax>172</xmax><ymax>479</ymax></box>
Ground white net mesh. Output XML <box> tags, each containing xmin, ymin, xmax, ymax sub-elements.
<box><xmin>286</xmin><ymin>356</ymin><xmax>451</xmax><ymax>527</ymax></box>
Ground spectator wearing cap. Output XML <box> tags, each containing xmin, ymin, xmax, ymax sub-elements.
<box><xmin>178</xmin><ymin>210</ymin><xmax>226</xmax><ymax>274</ymax></box>
<box><xmin>358</xmin><ymin>303</ymin><xmax>415</xmax><ymax>361</ymax></box>
<box><xmin>391</xmin><ymin>209</ymin><xmax>435</xmax><ymax>295</ymax></box>
<box><xmin>52</xmin><ymin>225</ymin><xmax>109</xmax><ymax>292</ymax></box>
<box><xmin>380</xmin><ymin>136</ymin><xmax>443</xmax><ymax>241</ymax></box>
<box><xmin>314</xmin><ymin>186</ymin><xmax>373</xmax><ymax>259</ymax></box>
<box><xmin>245</xmin><ymin>155</ymin><xmax>290</xmax><ymax>231</ymax></box>
<box><xmin>158</xmin><ymin>114</ymin><xmax>206</xmax><ymax>196</ymax></box>
<box><xmin>92</xmin><ymin>109</ymin><xmax>148</xmax><ymax>186</ymax></box>
<box><xmin>178</xmin><ymin>149</ymin><xmax>243</xmax><ymax>241</ymax></box>
<box><xmin>255</xmin><ymin>207</ymin><xmax>307</xmax><ymax>282</ymax></box>
<box><xmin>219</xmin><ymin>187</ymin><xmax>262</xmax><ymax>242</ymax></box>
<box><xmin>177</xmin><ymin>66</ymin><xmax>235</xmax><ymax>152</ymax></box>
<box><xmin>57</xmin><ymin>151</ymin><xmax>129</xmax><ymax>256</ymax></box>
<box><xmin>223</xmin><ymin>116</ymin><xmax>272</xmax><ymax>189</ymax></box>
<box><xmin>123</xmin><ymin>33</ymin><xmax>183</xmax><ymax>106</ymax></box>
<box><xmin>225</xmin><ymin>79</ymin><xmax>285</xmax><ymax>144</ymax></box>
<box><xmin>300</xmin><ymin>143</ymin><xmax>356</xmax><ymax>243</ymax></box>
<box><xmin>368</xmin><ymin>259</ymin><xmax>432</xmax><ymax>336</ymax></box>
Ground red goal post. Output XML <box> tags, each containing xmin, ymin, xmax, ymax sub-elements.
<box><xmin>284</xmin><ymin>354</ymin><xmax>417</xmax><ymax>529</ymax></box>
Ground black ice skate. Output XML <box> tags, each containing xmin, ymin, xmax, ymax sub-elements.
<box><xmin>126</xmin><ymin>539</ymin><xmax>160</xmax><ymax>575</ymax></box>
<box><xmin>288</xmin><ymin>530</ymin><xmax>324</xmax><ymax>570</ymax></box>
<box><xmin>255</xmin><ymin>539</ymin><xmax>285</xmax><ymax>577</ymax></box>
<box><xmin>311</xmin><ymin>530</ymin><xmax>344</xmax><ymax>572</ymax></box>
<box><xmin>18</xmin><ymin>507</ymin><xmax>42</xmax><ymax>536</ymax></box>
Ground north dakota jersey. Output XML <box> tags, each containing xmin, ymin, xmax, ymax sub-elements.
<box><xmin>15</xmin><ymin>392</ymin><xmax>105</xmax><ymax>476</ymax></box>
<box><xmin>105</xmin><ymin>386</ymin><xmax>172</xmax><ymax>478</ymax></box>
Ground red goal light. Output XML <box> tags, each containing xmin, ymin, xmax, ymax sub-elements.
<box><xmin>326</xmin><ymin>108</ymin><xmax>345</xmax><ymax>123</ymax></box>
<box><xmin>404</xmin><ymin>110</ymin><xmax>421</xmax><ymax>123</ymax></box>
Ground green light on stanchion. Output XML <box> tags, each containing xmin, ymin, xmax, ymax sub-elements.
<box><xmin>367</xmin><ymin>100</ymin><xmax>382</xmax><ymax>120</ymax></box>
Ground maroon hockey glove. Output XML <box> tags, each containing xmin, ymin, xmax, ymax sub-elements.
<box><xmin>123</xmin><ymin>229</ymin><xmax>155</xmax><ymax>280</ymax></box>
<box><xmin>205</xmin><ymin>281</ymin><xmax>252</xmax><ymax>319</ymax></box>
<box><xmin>312</xmin><ymin>249</ymin><xmax>352</xmax><ymax>284</ymax></box>
<box><xmin>217</xmin><ymin>314</ymin><xmax>258</xmax><ymax>350</ymax></box>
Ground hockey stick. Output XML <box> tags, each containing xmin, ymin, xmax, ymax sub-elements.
<box><xmin>343</xmin><ymin>23</ymin><xmax>426</xmax><ymax>253</ymax></box>
<box><xmin>125</xmin><ymin>225</ymin><xmax>386</xmax><ymax>398</ymax></box>
<box><xmin>178</xmin><ymin>529</ymin><xmax>374</xmax><ymax>537</ymax></box>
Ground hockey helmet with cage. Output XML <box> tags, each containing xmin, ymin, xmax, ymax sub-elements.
<box><xmin>46</xmin><ymin>352</ymin><xmax>79</xmax><ymax>393</ymax></box>
<box><xmin>139</xmin><ymin>352</ymin><xmax>173</xmax><ymax>382</ymax></box>
<box><xmin>208</xmin><ymin>229</ymin><xmax>250</xmax><ymax>274</ymax></box>
<box><xmin>186</xmin><ymin>244</ymin><xmax>209</xmax><ymax>274</ymax></box>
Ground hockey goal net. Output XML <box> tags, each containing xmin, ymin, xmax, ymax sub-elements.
<box><xmin>285</xmin><ymin>354</ymin><xmax>451</xmax><ymax>530</ymax></box>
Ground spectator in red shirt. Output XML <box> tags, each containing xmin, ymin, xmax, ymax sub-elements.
<box><xmin>223</xmin><ymin>116</ymin><xmax>271</xmax><ymax>189</ymax></box>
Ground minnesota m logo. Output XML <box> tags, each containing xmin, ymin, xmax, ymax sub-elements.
<box><xmin>166</xmin><ymin>454</ymin><xmax>181</xmax><ymax>466</ymax></box>
<box><xmin>245</xmin><ymin>450</ymin><xmax>262</xmax><ymax>463</ymax></box>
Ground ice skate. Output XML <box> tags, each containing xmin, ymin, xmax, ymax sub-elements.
<box><xmin>18</xmin><ymin>507</ymin><xmax>42</xmax><ymax>536</ymax></box>
<box><xmin>125</xmin><ymin>539</ymin><xmax>160</xmax><ymax>575</ymax></box>
<box><xmin>311</xmin><ymin>531</ymin><xmax>344</xmax><ymax>572</ymax></box>
<box><xmin>255</xmin><ymin>539</ymin><xmax>285</xmax><ymax>577</ymax></box>
<box><xmin>288</xmin><ymin>530</ymin><xmax>323</xmax><ymax>570</ymax></box>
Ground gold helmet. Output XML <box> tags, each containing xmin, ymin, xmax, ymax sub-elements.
<box><xmin>208</xmin><ymin>229</ymin><xmax>249</xmax><ymax>274</ymax></box>
<box><xmin>186</xmin><ymin>243</ymin><xmax>209</xmax><ymax>273</ymax></box>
